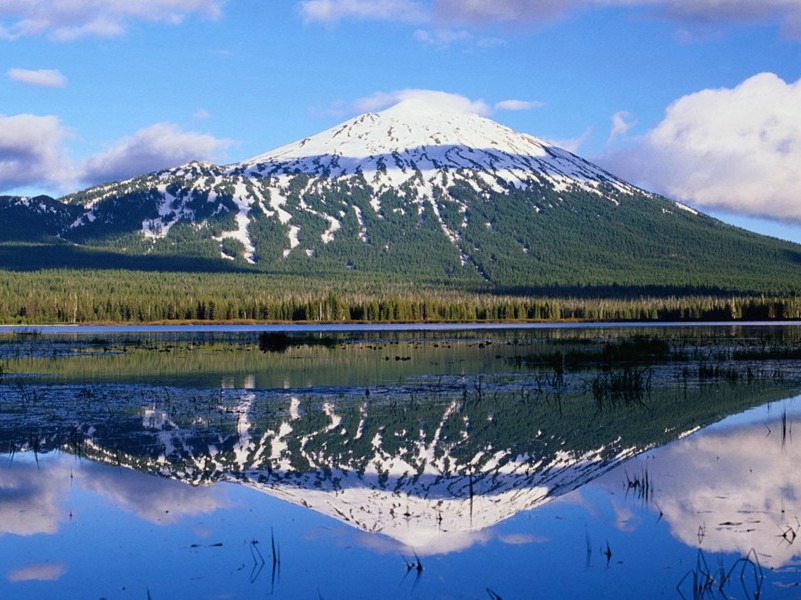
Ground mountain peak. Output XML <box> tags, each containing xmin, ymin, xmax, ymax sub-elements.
<box><xmin>244</xmin><ymin>102</ymin><xmax>546</xmax><ymax>165</ymax></box>
<box><xmin>236</xmin><ymin>102</ymin><xmax>633</xmax><ymax>209</ymax></box>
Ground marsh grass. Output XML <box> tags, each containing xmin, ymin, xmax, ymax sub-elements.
<box><xmin>511</xmin><ymin>336</ymin><xmax>677</xmax><ymax>372</ymax></box>
<box><xmin>625</xmin><ymin>467</ymin><xmax>655</xmax><ymax>504</ymax></box>
<box><xmin>591</xmin><ymin>368</ymin><xmax>653</xmax><ymax>405</ymax></box>
<box><xmin>12</xmin><ymin>327</ymin><xmax>42</xmax><ymax>339</ymax></box>
<box><xmin>781</xmin><ymin>407</ymin><xmax>792</xmax><ymax>449</ymax></box>
<box><xmin>732</xmin><ymin>346</ymin><xmax>801</xmax><ymax>361</ymax></box>
<box><xmin>258</xmin><ymin>332</ymin><xmax>338</xmax><ymax>353</ymax></box>
<box><xmin>677</xmin><ymin>548</ymin><xmax>764</xmax><ymax>600</ymax></box>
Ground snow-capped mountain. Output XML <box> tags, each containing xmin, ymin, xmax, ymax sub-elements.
<box><xmin>62</xmin><ymin>99</ymin><xmax>645</xmax><ymax>265</ymax></box>
<box><xmin>240</xmin><ymin>98</ymin><xmax>637</xmax><ymax>199</ymax></box>
<box><xmin>2</xmin><ymin>98</ymin><xmax>799</xmax><ymax>289</ymax></box>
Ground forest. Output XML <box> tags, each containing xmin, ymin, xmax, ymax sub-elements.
<box><xmin>0</xmin><ymin>265</ymin><xmax>798</xmax><ymax>324</ymax></box>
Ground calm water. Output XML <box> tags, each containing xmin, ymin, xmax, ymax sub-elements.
<box><xmin>1</xmin><ymin>325</ymin><xmax>801</xmax><ymax>598</ymax></box>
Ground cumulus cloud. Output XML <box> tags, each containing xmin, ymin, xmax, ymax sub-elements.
<box><xmin>352</xmin><ymin>89</ymin><xmax>493</xmax><ymax>116</ymax></box>
<box><xmin>549</xmin><ymin>126</ymin><xmax>594</xmax><ymax>153</ymax></box>
<box><xmin>602</xmin><ymin>73</ymin><xmax>801</xmax><ymax>222</ymax></box>
<box><xmin>7</xmin><ymin>68</ymin><xmax>67</xmax><ymax>88</ymax></box>
<box><xmin>77</xmin><ymin>463</ymin><xmax>229</xmax><ymax>525</ymax></box>
<box><xmin>412</xmin><ymin>27</ymin><xmax>505</xmax><ymax>48</ymax></box>
<box><xmin>79</xmin><ymin>122</ymin><xmax>232</xmax><ymax>185</ymax></box>
<box><xmin>413</xmin><ymin>27</ymin><xmax>471</xmax><ymax>47</ymax></box>
<box><xmin>303</xmin><ymin>0</ymin><xmax>801</xmax><ymax>39</ymax></box>
<box><xmin>438</xmin><ymin>0</ymin><xmax>801</xmax><ymax>37</ymax></box>
<box><xmin>0</xmin><ymin>113</ymin><xmax>74</xmax><ymax>191</ymax></box>
<box><xmin>7</xmin><ymin>563</ymin><xmax>67</xmax><ymax>583</ymax></box>
<box><xmin>638</xmin><ymin>417</ymin><xmax>801</xmax><ymax>568</ymax></box>
<box><xmin>498</xmin><ymin>533</ymin><xmax>547</xmax><ymax>544</ymax></box>
<box><xmin>0</xmin><ymin>460</ymin><xmax>71</xmax><ymax>537</ymax></box>
<box><xmin>495</xmin><ymin>99</ymin><xmax>544</xmax><ymax>111</ymax></box>
<box><xmin>0</xmin><ymin>0</ymin><xmax>223</xmax><ymax>41</ymax></box>
<box><xmin>654</xmin><ymin>0</ymin><xmax>801</xmax><ymax>37</ymax></box>
<box><xmin>301</xmin><ymin>0</ymin><xmax>426</xmax><ymax>23</ymax></box>
<box><xmin>0</xmin><ymin>453</ymin><xmax>226</xmax><ymax>548</ymax></box>
<box><xmin>313</xmin><ymin>89</ymin><xmax>545</xmax><ymax>134</ymax></box>
<box><xmin>432</xmin><ymin>0</ymin><xmax>575</xmax><ymax>24</ymax></box>
<box><xmin>347</xmin><ymin>89</ymin><xmax>544</xmax><ymax>119</ymax></box>
<box><xmin>0</xmin><ymin>116</ymin><xmax>231</xmax><ymax>193</ymax></box>
<box><xmin>607</xmin><ymin>110</ymin><xmax>636</xmax><ymax>143</ymax></box>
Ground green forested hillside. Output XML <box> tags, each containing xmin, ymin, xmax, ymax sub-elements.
<box><xmin>3</xmin><ymin>110</ymin><xmax>801</xmax><ymax>324</ymax></box>
<box><xmin>3</xmin><ymin>182</ymin><xmax>801</xmax><ymax>293</ymax></box>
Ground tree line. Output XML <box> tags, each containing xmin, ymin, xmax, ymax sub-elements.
<box><xmin>0</xmin><ymin>268</ymin><xmax>798</xmax><ymax>324</ymax></box>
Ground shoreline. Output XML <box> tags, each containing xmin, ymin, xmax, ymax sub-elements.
<box><xmin>2</xmin><ymin>319</ymin><xmax>801</xmax><ymax>334</ymax></box>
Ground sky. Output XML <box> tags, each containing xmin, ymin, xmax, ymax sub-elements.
<box><xmin>1</xmin><ymin>0</ymin><xmax>801</xmax><ymax>241</ymax></box>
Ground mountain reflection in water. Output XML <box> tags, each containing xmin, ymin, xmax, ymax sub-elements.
<box><xmin>2</xmin><ymin>327</ymin><xmax>801</xmax><ymax>598</ymax></box>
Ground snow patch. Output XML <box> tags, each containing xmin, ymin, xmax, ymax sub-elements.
<box><xmin>353</xmin><ymin>205</ymin><xmax>369</xmax><ymax>242</ymax></box>
<box><xmin>212</xmin><ymin>183</ymin><xmax>256</xmax><ymax>264</ymax></box>
<box><xmin>283</xmin><ymin>225</ymin><xmax>301</xmax><ymax>258</ymax></box>
<box><xmin>675</xmin><ymin>202</ymin><xmax>699</xmax><ymax>216</ymax></box>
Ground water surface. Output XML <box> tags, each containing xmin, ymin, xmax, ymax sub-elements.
<box><xmin>1</xmin><ymin>325</ymin><xmax>800</xmax><ymax>598</ymax></box>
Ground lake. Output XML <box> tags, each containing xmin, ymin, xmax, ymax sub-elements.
<box><xmin>1</xmin><ymin>324</ymin><xmax>800</xmax><ymax>598</ymax></box>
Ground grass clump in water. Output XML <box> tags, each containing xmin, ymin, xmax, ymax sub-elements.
<box><xmin>259</xmin><ymin>332</ymin><xmax>338</xmax><ymax>353</ymax></box>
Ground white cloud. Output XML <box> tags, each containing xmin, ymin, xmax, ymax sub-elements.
<box><xmin>412</xmin><ymin>27</ymin><xmax>505</xmax><ymax>48</ymax></box>
<box><xmin>439</xmin><ymin>0</ymin><xmax>801</xmax><ymax>37</ymax></box>
<box><xmin>607</xmin><ymin>110</ymin><xmax>636</xmax><ymax>143</ymax></box>
<box><xmin>351</xmin><ymin>89</ymin><xmax>493</xmax><ymax>116</ymax></box>
<box><xmin>7</xmin><ymin>563</ymin><xmax>67</xmax><ymax>583</ymax></box>
<box><xmin>304</xmin><ymin>0</ymin><xmax>801</xmax><ymax>39</ymax></box>
<box><xmin>7</xmin><ymin>68</ymin><xmax>67</xmax><ymax>88</ymax></box>
<box><xmin>301</xmin><ymin>0</ymin><xmax>426</xmax><ymax>23</ymax></box>
<box><xmin>315</xmin><ymin>89</ymin><xmax>544</xmax><ymax>129</ymax></box>
<box><xmin>602</xmin><ymin>73</ymin><xmax>801</xmax><ymax>222</ymax></box>
<box><xmin>653</xmin><ymin>0</ymin><xmax>801</xmax><ymax>38</ymax></box>
<box><xmin>0</xmin><ymin>0</ymin><xmax>223</xmax><ymax>40</ymax></box>
<box><xmin>0</xmin><ymin>461</ymin><xmax>71</xmax><ymax>537</ymax></box>
<box><xmin>498</xmin><ymin>533</ymin><xmax>547</xmax><ymax>544</ymax></box>
<box><xmin>494</xmin><ymin>99</ymin><xmax>544</xmax><ymax>111</ymax></box>
<box><xmin>192</xmin><ymin>108</ymin><xmax>212</xmax><ymax>121</ymax></box>
<box><xmin>80</xmin><ymin>122</ymin><xmax>232</xmax><ymax>185</ymax></box>
<box><xmin>347</xmin><ymin>90</ymin><xmax>543</xmax><ymax>118</ymax></box>
<box><xmin>0</xmin><ymin>116</ymin><xmax>232</xmax><ymax>193</ymax></box>
<box><xmin>635</xmin><ymin>416</ymin><xmax>801</xmax><ymax>568</ymax></box>
<box><xmin>78</xmin><ymin>463</ymin><xmax>229</xmax><ymax>525</ymax></box>
<box><xmin>0</xmin><ymin>113</ymin><xmax>74</xmax><ymax>191</ymax></box>
<box><xmin>548</xmin><ymin>126</ymin><xmax>594</xmax><ymax>153</ymax></box>
<box><xmin>432</xmin><ymin>0</ymin><xmax>575</xmax><ymax>24</ymax></box>
<box><xmin>413</xmin><ymin>27</ymin><xmax>471</xmax><ymax>47</ymax></box>
<box><xmin>350</xmin><ymin>91</ymin><xmax>405</xmax><ymax>113</ymax></box>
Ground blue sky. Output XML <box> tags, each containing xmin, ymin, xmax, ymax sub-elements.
<box><xmin>2</xmin><ymin>0</ymin><xmax>801</xmax><ymax>241</ymax></box>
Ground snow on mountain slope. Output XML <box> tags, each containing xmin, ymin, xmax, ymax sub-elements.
<box><xmin>31</xmin><ymin>98</ymin><xmax>705</xmax><ymax>271</ymax></box>
<box><xmin>240</xmin><ymin>98</ymin><xmax>635</xmax><ymax>198</ymax></box>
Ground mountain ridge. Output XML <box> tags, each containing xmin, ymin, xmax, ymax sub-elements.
<box><xmin>2</xmin><ymin>101</ymin><xmax>801</xmax><ymax>294</ymax></box>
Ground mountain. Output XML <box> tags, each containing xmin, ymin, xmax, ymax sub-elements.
<box><xmin>4</xmin><ymin>99</ymin><xmax>801</xmax><ymax>292</ymax></box>
<box><xmin>0</xmin><ymin>195</ymin><xmax>80</xmax><ymax>241</ymax></box>
<box><xmin>2</xmin><ymin>376</ymin><xmax>797</xmax><ymax>555</ymax></box>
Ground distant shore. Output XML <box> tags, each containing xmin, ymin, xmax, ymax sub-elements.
<box><xmin>3</xmin><ymin>319</ymin><xmax>801</xmax><ymax>332</ymax></box>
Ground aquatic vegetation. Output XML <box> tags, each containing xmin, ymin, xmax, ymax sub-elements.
<box><xmin>258</xmin><ymin>331</ymin><xmax>338</xmax><ymax>353</ymax></box>
<box><xmin>676</xmin><ymin>549</ymin><xmax>764</xmax><ymax>599</ymax></box>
